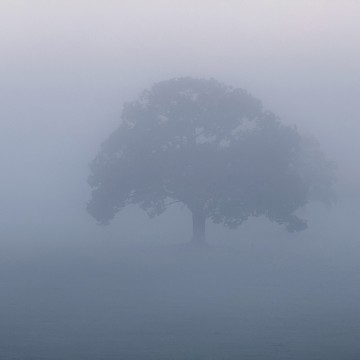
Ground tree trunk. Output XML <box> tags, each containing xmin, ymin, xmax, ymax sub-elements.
<box><xmin>192</xmin><ymin>210</ymin><xmax>206</xmax><ymax>244</ymax></box>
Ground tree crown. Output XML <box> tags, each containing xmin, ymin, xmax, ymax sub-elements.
<box><xmin>88</xmin><ymin>77</ymin><xmax>335</xmax><ymax>232</ymax></box>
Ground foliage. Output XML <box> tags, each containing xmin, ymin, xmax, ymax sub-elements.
<box><xmin>87</xmin><ymin>77</ymin><xmax>335</xmax><ymax>233</ymax></box>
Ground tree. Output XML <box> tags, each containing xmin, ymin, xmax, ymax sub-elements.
<box><xmin>87</xmin><ymin>77</ymin><xmax>335</xmax><ymax>244</ymax></box>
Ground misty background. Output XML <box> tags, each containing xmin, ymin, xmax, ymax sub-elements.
<box><xmin>1</xmin><ymin>1</ymin><xmax>360</xmax><ymax>359</ymax></box>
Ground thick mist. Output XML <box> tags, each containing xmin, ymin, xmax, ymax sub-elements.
<box><xmin>1</xmin><ymin>1</ymin><xmax>360</xmax><ymax>359</ymax></box>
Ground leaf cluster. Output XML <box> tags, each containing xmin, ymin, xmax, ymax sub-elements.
<box><xmin>88</xmin><ymin>78</ymin><xmax>335</xmax><ymax>232</ymax></box>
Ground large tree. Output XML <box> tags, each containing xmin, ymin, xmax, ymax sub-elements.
<box><xmin>87</xmin><ymin>77</ymin><xmax>335</xmax><ymax>243</ymax></box>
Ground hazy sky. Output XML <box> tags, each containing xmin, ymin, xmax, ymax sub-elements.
<box><xmin>1</xmin><ymin>0</ymin><xmax>359</xmax><ymax>231</ymax></box>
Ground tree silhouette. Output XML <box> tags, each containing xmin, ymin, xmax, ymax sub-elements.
<box><xmin>87</xmin><ymin>77</ymin><xmax>335</xmax><ymax>243</ymax></box>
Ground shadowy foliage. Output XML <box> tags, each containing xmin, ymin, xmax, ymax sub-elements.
<box><xmin>88</xmin><ymin>78</ymin><xmax>335</xmax><ymax>242</ymax></box>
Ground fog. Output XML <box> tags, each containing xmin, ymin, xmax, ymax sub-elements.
<box><xmin>1</xmin><ymin>1</ymin><xmax>360</xmax><ymax>359</ymax></box>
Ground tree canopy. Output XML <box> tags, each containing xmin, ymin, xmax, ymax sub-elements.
<box><xmin>87</xmin><ymin>77</ymin><xmax>335</xmax><ymax>243</ymax></box>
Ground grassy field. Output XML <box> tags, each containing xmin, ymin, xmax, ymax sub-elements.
<box><xmin>0</xmin><ymin>221</ymin><xmax>359</xmax><ymax>360</ymax></box>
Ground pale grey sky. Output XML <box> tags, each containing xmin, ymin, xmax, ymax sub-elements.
<box><xmin>1</xmin><ymin>0</ymin><xmax>359</xmax><ymax>231</ymax></box>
